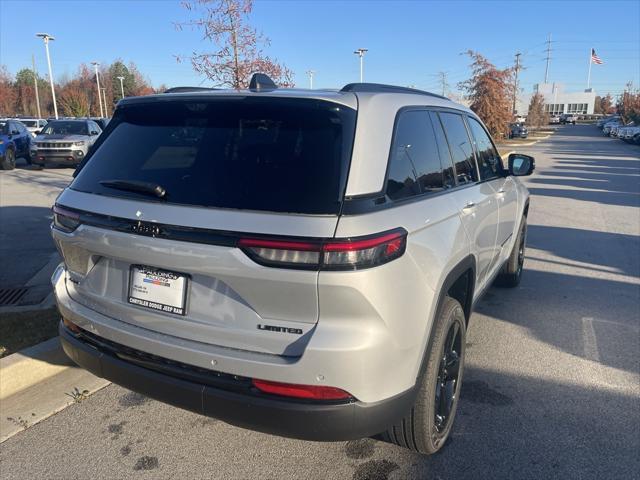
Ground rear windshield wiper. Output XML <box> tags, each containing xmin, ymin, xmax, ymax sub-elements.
<box><xmin>99</xmin><ymin>180</ymin><xmax>167</xmax><ymax>199</ymax></box>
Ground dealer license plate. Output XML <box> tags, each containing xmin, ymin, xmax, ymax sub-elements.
<box><xmin>128</xmin><ymin>265</ymin><xmax>187</xmax><ymax>316</ymax></box>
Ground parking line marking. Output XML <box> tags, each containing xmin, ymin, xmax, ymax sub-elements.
<box><xmin>581</xmin><ymin>317</ymin><xmax>601</xmax><ymax>363</ymax></box>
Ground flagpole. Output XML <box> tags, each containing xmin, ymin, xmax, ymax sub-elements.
<box><xmin>587</xmin><ymin>48</ymin><xmax>593</xmax><ymax>89</ymax></box>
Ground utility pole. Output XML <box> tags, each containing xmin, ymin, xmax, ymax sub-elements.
<box><xmin>102</xmin><ymin>87</ymin><xmax>109</xmax><ymax>117</ymax></box>
<box><xmin>544</xmin><ymin>34</ymin><xmax>552</xmax><ymax>84</ymax></box>
<box><xmin>36</xmin><ymin>33</ymin><xmax>58</xmax><ymax>119</ymax></box>
<box><xmin>306</xmin><ymin>70</ymin><xmax>315</xmax><ymax>89</ymax></box>
<box><xmin>91</xmin><ymin>62</ymin><xmax>104</xmax><ymax>118</ymax></box>
<box><xmin>513</xmin><ymin>52</ymin><xmax>522</xmax><ymax>115</ymax></box>
<box><xmin>437</xmin><ymin>71</ymin><xmax>449</xmax><ymax>97</ymax></box>
<box><xmin>354</xmin><ymin>48</ymin><xmax>368</xmax><ymax>83</ymax></box>
<box><xmin>32</xmin><ymin>54</ymin><xmax>42</xmax><ymax>119</ymax></box>
<box><xmin>117</xmin><ymin>76</ymin><xmax>125</xmax><ymax>99</ymax></box>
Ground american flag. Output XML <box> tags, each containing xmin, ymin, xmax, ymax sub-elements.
<box><xmin>591</xmin><ymin>49</ymin><xmax>604</xmax><ymax>64</ymax></box>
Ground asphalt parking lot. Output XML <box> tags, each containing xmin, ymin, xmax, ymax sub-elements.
<box><xmin>0</xmin><ymin>125</ymin><xmax>638</xmax><ymax>479</ymax></box>
<box><xmin>0</xmin><ymin>163</ymin><xmax>73</xmax><ymax>288</ymax></box>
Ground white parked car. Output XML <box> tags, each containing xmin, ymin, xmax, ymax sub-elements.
<box><xmin>18</xmin><ymin>118</ymin><xmax>48</xmax><ymax>137</ymax></box>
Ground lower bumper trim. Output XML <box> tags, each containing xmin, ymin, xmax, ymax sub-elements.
<box><xmin>59</xmin><ymin>323</ymin><xmax>416</xmax><ymax>441</ymax></box>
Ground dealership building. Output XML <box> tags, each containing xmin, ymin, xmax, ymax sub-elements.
<box><xmin>516</xmin><ymin>82</ymin><xmax>597</xmax><ymax>116</ymax></box>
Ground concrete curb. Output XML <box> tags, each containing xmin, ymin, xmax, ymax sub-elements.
<box><xmin>0</xmin><ymin>337</ymin><xmax>72</xmax><ymax>400</ymax></box>
<box><xmin>0</xmin><ymin>336</ymin><xmax>110</xmax><ymax>443</ymax></box>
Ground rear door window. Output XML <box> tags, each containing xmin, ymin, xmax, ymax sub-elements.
<box><xmin>437</xmin><ymin>112</ymin><xmax>478</xmax><ymax>185</ymax></box>
<box><xmin>71</xmin><ymin>98</ymin><xmax>356</xmax><ymax>215</ymax></box>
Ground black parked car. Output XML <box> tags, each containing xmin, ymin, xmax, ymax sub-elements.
<box><xmin>509</xmin><ymin>123</ymin><xmax>528</xmax><ymax>139</ymax></box>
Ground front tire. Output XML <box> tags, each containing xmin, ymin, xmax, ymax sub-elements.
<box><xmin>382</xmin><ymin>296</ymin><xmax>466</xmax><ymax>455</ymax></box>
<box><xmin>1</xmin><ymin>149</ymin><xmax>16</xmax><ymax>170</ymax></box>
<box><xmin>496</xmin><ymin>216</ymin><xmax>527</xmax><ymax>287</ymax></box>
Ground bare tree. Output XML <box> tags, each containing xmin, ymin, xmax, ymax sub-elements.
<box><xmin>459</xmin><ymin>51</ymin><xmax>513</xmax><ymax>138</ymax></box>
<box><xmin>176</xmin><ymin>0</ymin><xmax>294</xmax><ymax>88</ymax></box>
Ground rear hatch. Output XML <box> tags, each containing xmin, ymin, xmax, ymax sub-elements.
<box><xmin>53</xmin><ymin>95</ymin><xmax>357</xmax><ymax>356</ymax></box>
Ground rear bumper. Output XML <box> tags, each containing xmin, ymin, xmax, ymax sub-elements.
<box><xmin>60</xmin><ymin>322</ymin><xmax>416</xmax><ymax>441</ymax></box>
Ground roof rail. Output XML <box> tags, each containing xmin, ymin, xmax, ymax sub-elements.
<box><xmin>340</xmin><ymin>83</ymin><xmax>448</xmax><ymax>100</ymax></box>
<box><xmin>249</xmin><ymin>73</ymin><xmax>278</xmax><ymax>92</ymax></box>
<box><xmin>164</xmin><ymin>86</ymin><xmax>219</xmax><ymax>94</ymax></box>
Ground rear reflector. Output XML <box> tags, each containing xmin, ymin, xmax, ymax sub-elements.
<box><xmin>252</xmin><ymin>379</ymin><xmax>352</xmax><ymax>400</ymax></box>
<box><xmin>238</xmin><ymin>228</ymin><xmax>407</xmax><ymax>271</ymax></box>
<box><xmin>62</xmin><ymin>316</ymin><xmax>82</xmax><ymax>334</ymax></box>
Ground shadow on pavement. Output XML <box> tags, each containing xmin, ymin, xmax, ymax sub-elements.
<box><xmin>0</xmin><ymin>206</ymin><xmax>57</xmax><ymax>287</ymax></box>
<box><xmin>390</xmin><ymin>365</ymin><xmax>640</xmax><ymax>480</ymax></box>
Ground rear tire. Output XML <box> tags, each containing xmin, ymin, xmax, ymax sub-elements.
<box><xmin>1</xmin><ymin>149</ymin><xmax>16</xmax><ymax>170</ymax></box>
<box><xmin>382</xmin><ymin>296</ymin><xmax>466</xmax><ymax>455</ymax></box>
<box><xmin>496</xmin><ymin>216</ymin><xmax>527</xmax><ymax>287</ymax></box>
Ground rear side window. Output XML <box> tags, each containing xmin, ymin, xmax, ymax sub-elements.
<box><xmin>386</xmin><ymin>110</ymin><xmax>446</xmax><ymax>201</ymax></box>
<box><xmin>429</xmin><ymin>112</ymin><xmax>456</xmax><ymax>189</ymax></box>
<box><xmin>72</xmin><ymin>98</ymin><xmax>356</xmax><ymax>215</ymax></box>
<box><xmin>467</xmin><ymin>117</ymin><xmax>503</xmax><ymax>180</ymax></box>
<box><xmin>438</xmin><ymin>112</ymin><xmax>478</xmax><ymax>185</ymax></box>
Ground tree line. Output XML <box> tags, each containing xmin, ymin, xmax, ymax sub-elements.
<box><xmin>0</xmin><ymin>60</ymin><xmax>161</xmax><ymax>118</ymax></box>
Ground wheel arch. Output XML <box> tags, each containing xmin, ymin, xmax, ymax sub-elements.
<box><xmin>414</xmin><ymin>255</ymin><xmax>476</xmax><ymax>383</ymax></box>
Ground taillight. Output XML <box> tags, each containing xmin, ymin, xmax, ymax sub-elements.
<box><xmin>238</xmin><ymin>228</ymin><xmax>407</xmax><ymax>271</ymax></box>
<box><xmin>52</xmin><ymin>205</ymin><xmax>81</xmax><ymax>233</ymax></box>
<box><xmin>252</xmin><ymin>379</ymin><xmax>352</xmax><ymax>400</ymax></box>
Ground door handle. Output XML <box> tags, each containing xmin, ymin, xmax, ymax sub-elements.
<box><xmin>462</xmin><ymin>201</ymin><xmax>476</xmax><ymax>210</ymax></box>
<box><xmin>497</xmin><ymin>188</ymin><xmax>505</xmax><ymax>194</ymax></box>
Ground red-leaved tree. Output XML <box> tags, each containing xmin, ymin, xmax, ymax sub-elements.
<box><xmin>175</xmin><ymin>0</ymin><xmax>294</xmax><ymax>88</ymax></box>
<box><xmin>0</xmin><ymin>66</ymin><xmax>17</xmax><ymax>116</ymax></box>
<box><xmin>459</xmin><ymin>51</ymin><xmax>513</xmax><ymax>137</ymax></box>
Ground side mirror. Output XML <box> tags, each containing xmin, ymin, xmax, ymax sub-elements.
<box><xmin>34</xmin><ymin>130</ymin><xmax>41</xmax><ymax>135</ymax></box>
<box><xmin>11</xmin><ymin>130</ymin><xmax>19</xmax><ymax>135</ymax></box>
<box><xmin>508</xmin><ymin>153</ymin><xmax>535</xmax><ymax>176</ymax></box>
<box><xmin>90</xmin><ymin>130</ymin><xmax>99</xmax><ymax>136</ymax></box>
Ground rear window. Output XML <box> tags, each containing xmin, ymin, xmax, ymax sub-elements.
<box><xmin>71</xmin><ymin>98</ymin><xmax>356</xmax><ymax>215</ymax></box>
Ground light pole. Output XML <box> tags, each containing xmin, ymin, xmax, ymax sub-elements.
<box><xmin>91</xmin><ymin>62</ymin><xmax>104</xmax><ymax>118</ymax></box>
<box><xmin>101</xmin><ymin>87</ymin><xmax>108</xmax><ymax>117</ymax></box>
<box><xmin>32</xmin><ymin>54</ymin><xmax>42</xmax><ymax>119</ymax></box>
<box><xmin>36</xmin><ymin>33</ymin><xmax>58</xmax><ymax>119</ymax></box>
<box><xmin>117</xmin><ymin>76</ymin><xmax>125</xmax><ymax>99</ymax></box>
<box><xmin>353</xmin><ymin>48</ymin><xmax>368</xmax><ymax>83</ymax></box>
<box><xmin>306</xmin><ymin>70</ymin><xmax>315</xmax><ymax>89</ymax></box>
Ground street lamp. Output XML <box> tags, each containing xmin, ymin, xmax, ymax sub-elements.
<box><xmin>353</xmin><ymin>48</ymin><xmax>368</xmax><ymax>83</ymax></box>
<box><xmin>101</xmin><ymin>87</ymin><xmax>108</xmax><ymax>117</ymax></box>
<box><xmin>91</xmin><ymin>62</ymin><xmax>104</xmax><ymax>118</ymax></box>
<box><xmin>35</xmin><ymin>33</ymin><xmax>58</xmax><ymax>119</ymax></box>
<box><xmin>117</xmin><ymin>76</ymin><xmax>125</xmax><ymax>99</ymax></box>
<box><xmin>306</xmin><ymin>70</ymin><xmax>315</xmax><ymax>89</ymax></box>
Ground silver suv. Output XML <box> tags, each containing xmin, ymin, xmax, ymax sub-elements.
<box><xmin>32</xmin><ymin>119</ymin><xmax>102</xmax><ymax>167</ymax></box>
<box><xmin>53</xmin><ymin>75</ymin><xmax>533</xmax><ymax>455</ymax></box>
